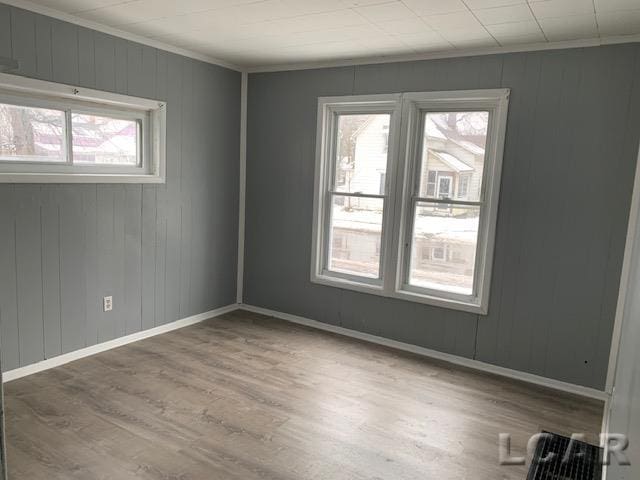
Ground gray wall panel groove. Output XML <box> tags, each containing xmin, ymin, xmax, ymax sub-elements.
<box><xmin>0</xmin><ymin>3</ymin><xmax>240</xmax><ymax>372</ymax></box>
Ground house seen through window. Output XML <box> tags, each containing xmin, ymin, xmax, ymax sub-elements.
<box><xmin>312</xmin><ymin>90</ymin><xmax>509</xmax><ymax>313</ymax></box>
<box><xmin>330</xmin><ymin>113</ymin><xmax>389</xmax><ymax>278</ymax></box>
<box><xmin>408</xmin><ymin>111</ymin><xmax>488</xmax><ymax>295</ymax></box>
<box><xmin>1</xmin><ymin>102</ymin><xmax>142</xmax><ymax>169</ymax></box>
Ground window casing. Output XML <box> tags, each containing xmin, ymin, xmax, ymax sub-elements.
<box><xmin>311</xmin><ymin>90</ymin><xmax>509</xmax><ymax>314</ymax></box>
<box><xmin>312</xmin><ymin>94</ymin><xmax>402</xmax><ymax>291</ymax></box>
<box><xmin>0</xmin><ymin>72</ymin><xmax>165</xmax><ymax>183</ymax></box>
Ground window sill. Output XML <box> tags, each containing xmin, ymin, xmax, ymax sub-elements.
<box><xmin>392</xmin><ymin>288</ymin><xmax>486</xmax><ymax>315</ymax></box>
<box><xmin>311</xmin><ymin>273</ymin><xmax>486</xmax><ymax>315</ymax></box>
<box><xmin>312</xmin><ymin>273</ymin><xmax>385</xmax><ymax>296</ymax></box>
<box><xmin>0</xmin><ymin>172</ymin><xmax>165</xmax><ymax>184</ymax></box>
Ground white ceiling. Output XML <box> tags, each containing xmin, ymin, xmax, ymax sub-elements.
<box><xmin>17</xmin><ymin>0</ymin><xmax>640</xmax><ymax>69</ymax></box>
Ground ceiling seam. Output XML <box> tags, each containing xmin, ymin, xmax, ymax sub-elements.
<box><xmin>592</xmin><ymin>0</ymin><xmax>601</xmax><ymax>38</ymax></box>
<box><xmin>526</xmin><ymin>0</ymin><xmax>549</xmax><ymax>42</ymax></box>
<box><xmin>460</xmin><ymin>0</ymin><xmax>501</xmax><ymax>46</ymax></box>
<box><xmin>397</xmin><ymin>0</ymin><xmax>454</xmax><ymax>53</ymax></box>
<box><xmin>74</xmin><ymin>0</ymin><xmax>136</xmax><ymax>15</ymax></box>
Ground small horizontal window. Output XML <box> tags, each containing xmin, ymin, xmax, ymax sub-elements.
<box><xmin>0</xmin><ymin>72</ymin><xmax>165</xmax><ymax>183</ymax></box>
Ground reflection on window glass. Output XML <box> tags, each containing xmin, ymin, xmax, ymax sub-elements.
<box><xmin>329</xmin><ymin>195</ymin><xmax>383</xmax><ymax>278</ymax></box>
<box><xmin>334</xmin><ymin>113</ymin><xmax>390</xmax><ymax>195</ymax></box>
<box><xmin>409</xmin><ymin>202</ymin><xmax>480</xmax><ymax>295</ymax></box>
<box><xmin>419</xmin><ymin>112</ymin><xmax>488</xmax><ymax>202</ymax></box>
<box><xmin>0</xmin><ymin>103</ymin><xmax>65</xmax><ymax>162</ymax></box>
<box><xmin>72</xmin><ymin>113</ymin><xmax>138</xmax><ymax>165</ymax></box>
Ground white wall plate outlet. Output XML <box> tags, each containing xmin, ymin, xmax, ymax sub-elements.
<box><xmin>103</xmin><ymin>296</ymin><xmax>113</xmax><ymax>312</ymax></box>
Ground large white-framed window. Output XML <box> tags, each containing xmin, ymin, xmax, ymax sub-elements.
<box><xmin>0</xmin><ymin>72</ymin><xmax>166</xmax><ymax>183</ymax></box>
<box><xmin>311</xmin><ymin>89</ymin><xmax>509</xmax><ymax>314</ymax></box>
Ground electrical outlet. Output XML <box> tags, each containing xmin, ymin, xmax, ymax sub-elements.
<box><xmin>103</xmin><ymin>296</ymin><xmax>113</xmax><ymax>312</ymax></box>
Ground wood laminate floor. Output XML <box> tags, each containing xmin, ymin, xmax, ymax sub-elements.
<box><xmin>4</xmin><ymin>310</ymin><xmax>603</xmax><ymax>480</ymax></box>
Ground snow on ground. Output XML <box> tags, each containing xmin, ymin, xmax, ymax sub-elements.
<box><xmin>332</xmin><ymin>208</ymin><xmax>478</xmax><ymax>243</ymax></box>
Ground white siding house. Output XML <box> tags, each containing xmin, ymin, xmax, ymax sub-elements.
<box><xmin>330</xmin><ymin>113</ymin><xmax>486</xmax><ymax>292</ymax></box>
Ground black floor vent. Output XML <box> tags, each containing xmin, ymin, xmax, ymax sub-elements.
<box><xmin>527</xmin><ymin>431</ymin><xmax>602</xmax><ymax>480</ymax></box>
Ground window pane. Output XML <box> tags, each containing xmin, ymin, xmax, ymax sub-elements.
<box><xmin>329</xmin><ymin>194</ymin><xmax>383</xmax><ymax>278</ymax></box>
<box><xmin>419</xmin><ymin>112</ymin><xmax>488</xmax><ymax>202</ymax></box>
<box><xmin>72</xmin><ymin>113</ymin><xmax>139</xmax><ymax>165</ymax></box>
<box><xmin>334</xmin><ymin>113</ymin><xmax>390</xmax><ymax>195</ymax></box>
<box><xmin>0</xmin><ymin>103</ymin><xmax>65</xmax><ymax>162</ymax></box>
<box><xmin>408</xmin><ymin>202</ymin><xmax>480</xmax><ymax>295</ymax></box>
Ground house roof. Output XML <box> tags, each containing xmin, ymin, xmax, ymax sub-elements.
<box><xmin>453</xmin><ymin>139</ymin><xmax>485</xmax><ymax>156</ymax></box>
<box><xmin>425</xmin><ymin>116</ymin><xmax>447</xmax><ymax>140</ymax></box>
<box><xmin>350</xmin><ymin>111</ymin><xmax>485</xmax><ymax>159</ymax></box>
<box><xmin>32</xmin><ymin>118</ymin><xmax>136</xmax><ymax>156</ymax></box>
<box><xmin>426</xmin><ymin>114</ymin><xmax>486</xmax><ymax>157</ymax></box>
<box><xmin>349</xmin><ymin>114</ymin><xmax>390</xmax><ymax>141</ymax></box>
<box><xmin>431</xmin><ymin>150</ymin><xmax>474</xmax><ymax>173</ymax></box>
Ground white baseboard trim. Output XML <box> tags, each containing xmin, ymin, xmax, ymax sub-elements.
<box><xmin>2</xmin><ymin>303</ymin><xmax>238</xmax><ymax>383</ymax></box>
<box><xmin>5</xmin><ymin>301</ymin><xmax>609</xmax><ymax>402</ymax></box>
<box><xmin>240</xmin><ymin>303</ymin><xmax>609</xmax><ymax>402</ymax></box>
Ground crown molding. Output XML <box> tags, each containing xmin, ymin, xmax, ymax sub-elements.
<box><xmin>3</xmin><ymin>0</ymin><xmax>640</xmax><ymax>75</ymax></box>
<box><xmin>246</xmin><ymin>34</ymin><xmax>640</xmax><ymax>74</ymax></box>
<box><xmin>0</xmin><ymin>0</ymin><xmax>244</xmax><ymax>72</ymax></box>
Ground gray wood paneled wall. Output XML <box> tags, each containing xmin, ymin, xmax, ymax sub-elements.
<box><xmin>244</xmin><ymin>44</ymin><xmax>640</xmax><ymax>391</ymax></box>
<box><xmin>0</xmin><ymin>3</ymin><xmax>241</xmax><ymax>372</ymax></box>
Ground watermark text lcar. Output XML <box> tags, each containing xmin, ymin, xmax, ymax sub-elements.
<box><xmin>498</xmin><ymin>433</ymin><xmax>630</xmax><ymax>467</ymax></box>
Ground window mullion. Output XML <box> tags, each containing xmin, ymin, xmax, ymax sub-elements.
<box><xmin>403</xmin><ymin>196</ymin><xmax>419</xmax><ymax>272</ymax></box>
<box><xmin>64</xmin><ymin>110</ymin><xmax>73</xmax><ymax>165</ymax></box>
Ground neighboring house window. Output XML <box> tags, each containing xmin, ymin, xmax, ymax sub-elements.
<box><xmin>312</xmin><ymin>90</ymin><xmax>509</xmax><ymax>314</ymax></box>
<box><xmin>425</xmin><ymin>170</ymin><xmax>459</xmax><ymax>199</ymax></box>
<box><xmin>458</xmin><ymin>174</ymin><xmax>470</xmax><ymax>198</ymax></box>
<box><xmin>436</xmin><ymin>174</ymin><xmax>453</xmax><ymax>199</ymax></box>
<box><xmin>0</xmin><ymin>73</ymin><xmax>165</xmax><ymax>183</ymax></box>
<box><xmin>432</xmin><ymin>246</ymin><xmax>446</xmax><ymax>261</ymax></box>
<box><xmin>426</xmin><ymin>171</ymin><xmax>437</xmax><ymax>197</ymax></box>
<box><xmin>332</xmin><ymin>235</ymin><xmax>347</xmax><ymax>258</ymax></box>
<box><xmin>382</xmin><ymin>124</ymin><xmax>389</xmax><ymax>153</ymax></box>
<box><xmin>336</xmin><ymin>163</ymin><xmax>347</xmax><ymax>187</ymax></box>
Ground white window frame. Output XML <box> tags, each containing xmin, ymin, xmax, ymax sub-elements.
<box><xmin>395</xmin><ymin>90</ymin><xmax>509</xmax><ymax>313</ymax></box>
<box><xmin>0</xmin><ymin>72</ymin><xmax>166</xmax><ymax>183</ymax></box>
<box><xmin>311</xmin><ymin>94</ymin><xmax>402</xmax><ymax>292</ymax></box>
<box><xmin>311</xmin><ymin>89</ymin><xmax>510</xmax><ymax>314</ymax></box>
